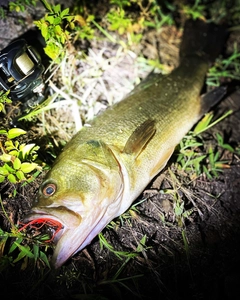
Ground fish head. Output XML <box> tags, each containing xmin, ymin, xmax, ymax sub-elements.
<box><xmin>24</xmin><ymin>141</ymin><xmax>124</xmax><ymax>268</ymax></box>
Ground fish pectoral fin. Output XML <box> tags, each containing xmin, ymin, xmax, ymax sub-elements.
<box><xmin>123</xmin><ymin>119</ymin><xmax>156</xmax><ymax>158</ymax></box>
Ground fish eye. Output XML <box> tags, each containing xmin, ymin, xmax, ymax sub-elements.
<box><xmin>42</xmin><ymin>183</ymin><xmax>56</xmax><ymax>197</ymax></box>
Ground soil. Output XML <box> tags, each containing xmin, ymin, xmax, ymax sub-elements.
<box><xmin>1</xmin><ymin>2</ymin><xmax>240</xmax><ymax>300</ymax></box>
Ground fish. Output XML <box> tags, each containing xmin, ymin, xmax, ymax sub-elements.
<box><xmin>23</xmin><ymin>19</ymin><xmax>227</xmax><ymax>268</ymax></box>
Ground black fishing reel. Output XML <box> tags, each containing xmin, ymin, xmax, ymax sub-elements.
<box><xmin>0</xmin><ymin>39</ymin><xmax>46</xmax><ymax>112</ymax></box>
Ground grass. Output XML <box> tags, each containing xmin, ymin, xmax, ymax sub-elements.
<box><xmin>175</xmin><ymin>110</ymin><xmax>233</xmax><ymax>180</ymax></box>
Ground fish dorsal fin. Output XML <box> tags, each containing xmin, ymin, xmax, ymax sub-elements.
<box><xmin>123</xmin><ymin>119</ymin><xmax>156</xmax><ymax>158</ymax></box>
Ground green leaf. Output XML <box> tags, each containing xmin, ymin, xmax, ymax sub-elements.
<box><xmin>46</xmin><ymin>15</ymin><xmax>55</xmax><ymax>24</ymax></box>
<box><xmin>16</xmin><ymin>170</ymin><xmax>26</xmax><ymax>181</ymax></box>
<box><xmin>41</xmin><ymin>22</ymin><xmax>49</xmax><ymax>39</ymax></box>
<box><xmin>4</xmin><ymin>164</ymin><xmax>15</xmax><ymax>173</ymax></box>
<box><xmin>7</xmin><ymin>173</ymin><xmax>17</xmax><ymax>183</ymax></box>
<box><xmin>60</xmin><ymin>7</ymin><xmax>69</xmax><ymax>18</ymax></box>
<box><xmin>0</xmin><ymin>153</ymin><xmax>12</xmax><ymax>162</ymax></box>
<box><xmin>40</xmin><ymin>251</ymin><xmax>51</xmax><ymax>268</ymax></box>
<box><xmin>33</xmin><ymin>244</ymin><xmax>39</xmax><ymax>262</ymax></box>
<box><xmin>0</xmin><ymin>166</ymin><xmax>8</xmax><ymax>176</ymax></box>
<box><xmin>0</xmin><ymin>175</ymin><xmax>5</xmax><ymax>183</ymax></box>
<box><xmin>8</xmin><ymin>150</ymin><xmax>18</xmax><ymax>157</ymax></box>
<box><xmin>7</xmin><ymin>128</ymin><xmax>26</xmax><ymax>139</ymax></box>
<box><xmin>0</xmin><ymin>129</ymin><xmax>7</xmax><ymax>135</ymax></box>
<box><xmin>20</xmin><ymin>162</ymin><xmax>38</xmax><ymax>173</ymax></box>
<box><xmin>13</xmin><ymin>157</ymin><xmax>21</xmax><ymax>170</ymax></box>
<box><xmin>44</xmin><ymin>42</ymin><xmax>62</xmax><ymax>60</ymax></box>
<box><xmin>53</xmin><ymin>16</ymin><xmax>61</xmax><ymax>25</ymax></box>
<box><xmin>5</xmin><ymin>139</ymin><xmax>16</xmax><ymax>149</ymax></box>
<box><xmin>175</xmin><ymin>201</ymin><xmax>184</xmax><ymax>216</ymax></box>
<box><xmin>194</xmin><ymin>112</ymin><xmax>213</xmax><ymax>135</ymax></box>
<box><xmin>20</xmin><ymin>143</ymin><xmax>37</xmax><ymax>159</ymax></box>
<box><xmin>13</xmin><ymin>242</ymin><xmax>34</xmax><ymax>262</ymax></box>
<box><xmin>9</xmin><ymin>238</ymin><xmax>23</xmax><ymax>253</ymax></box>
<box><xmin>41</xmin><ymin>0</ymin><xmax>53</xmax><ymax>12</ymax></box>
<box><xmin>53</xmin><ymin>4</ymin><xmax>61</xmax><ymax>14</ymax></box>
<box><xmin>54</xmin><ymin>24</ymin><xmax>63</xmax><ymax>35</ymax></box>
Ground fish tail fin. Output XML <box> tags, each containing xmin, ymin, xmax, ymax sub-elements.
<box><xmin>180</xmin><ymin>19</ymin><xmax>227</xmax><ymax>63</ymax></box>
<box><xmin>200</xmin><ymin>86</ymin><xmax>227</xmax><ymax>115</ymax></box>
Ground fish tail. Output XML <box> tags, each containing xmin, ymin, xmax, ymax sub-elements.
<box><xmin>180</xmin><ymin>19</ymin><xmax>227</xmax><ymax>62</ymax></box>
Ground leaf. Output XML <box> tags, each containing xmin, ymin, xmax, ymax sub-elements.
<box><xmin>0</xmin><ymin>129</ymin><xmax>7</xmax><ymax>135</ymax></box>
<box><xmin>13</xmin><ymin>157</ymin><xmax>21</xmax><ymax>170</ymax></box>
<box><xmin>53</xmin><ymin>3</ymin><xmax>61</xmax><ymax>14</ymax></box>
<box><xmin>54</xmin><ymin>24</ymin><xmax>63</xmax><ymax>35</ymax></box>
<box><xmin>16</xmin><ymin>170</ymin><xmax>26</xmax><ymax>181</ymax></box>
<box><xmin>4</xmin><ymin>164</ymin><xmax>15</xmax><ymax>173</ymax></box>
<box><xmin>40</xmin><ymin>251</ymin><xmax>51</xmax><ymax>268</ymax></box>
<box><xmin>194</xmin><ymin>112</ymin><xmax>213</xmax><ymax>135</ymax></box>
<box><xmin>0</xmin><ymin>103</ymin><xmax>5</xmax><ymax>113</ymax></box>
<box><xmin>7</xmin><ymin>128</ymin><xmax>26</xmax><ymax>139</ymax></box>
<box><xmin>46</xmin><ymin>15</ymin><xmax>55</xmax><ymax>25</ymax></box>
<box><xmin>175</xmin><ymin>202</ymin><xmax>184</xmax><ymax>217</ymax></box>
<box><xmin>20</xmin><ymin>162</ymin><xmax>38</xmax><ymax>173</ymax></box>
<box><xmin>74</xmin><ymin>15</ymin><xmax>86</xmax><ymax>26</ymax></box>
<box><xmin>41</xmin><ymin>22</ymin><xmax>49</xmax><ymax>39</ymax></box>
<box><xmin>33</xmin><ymin>244</ymin><xmax>39</xmax><ymax>262</ymax></box>
<box><xmin>0</xmin><ymin>175</ymin><xmax>5</xmax><ymax>183</ymax></box>
<box><xmin>8</xmin><ymin>150</ymin><xmax>18</xmax><ymax>157</ymax></box>
<box><xmin>13</xmin><ymin>243</ymin><xmax>34</xmax><ymax>262</ymax></box>
<box><xmin>5</xmin><ymin>141</ymin><xmax>16</xmax><ymax>151</ymax></box>
<box><xmin>41</xmin><ymin>0</ymin><xmax>53</xmax><ymax>12</ymax></box>
<box><xmin>0</xmin><ymin>153</ymin><xmax>12</xmax><ymax>162</ymax></box>
<box><xmin>0</xmin><ymin>235</ymin><xmax>8</xmax><ymax>257</ymax></box>
<box><xmin>7</xmin><ymin>173</ymin><xmax>17</xmax><ymax>183</ymax></box>
<box><xmin>9</xmin><ymin>238</ymin><xmax>23</xmax><ymax>254</ymax></box>
<box><xmin>44</xmin><ymin>42</ymin><xmax>61</xmax><ymax>60</ymax></box>
<box><xmin>20</xmin><ymin>143</ymin><xmax>36</xmax><ymax>159</ymax></box>
<box><xmin>53</xmin><ymin>16</ymin><xmax>62</xmax><ymax>25</ymax></box>
<box><xmin>60</xmin><ymin>7</ymin><xmax>69</xmax><ymax>18</ymax></box>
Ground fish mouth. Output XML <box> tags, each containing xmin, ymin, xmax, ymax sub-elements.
<box><xmin>23</xmin><ymin>206</ymin><xmax>110</xmax><ymax>268</ymax></box>
<box><xmin>22</xmin><ymin>210</ymin><xmax>65</xmax><ymax>243</ymax></box>
<box><xmin>22</xmin><ymin>205</ymin><xmax>83</xmax><ymax>253</ymax></box>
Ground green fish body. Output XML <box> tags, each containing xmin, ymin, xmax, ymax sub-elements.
<box><xmin>24</xmin><ymin>20</ymin><xmax>226</xmax><ymax>268</ymax></box>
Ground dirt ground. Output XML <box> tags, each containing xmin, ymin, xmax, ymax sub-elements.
<box><xmin>1</xmin><ymin>1</ymin><xmax>240</xmax><ymax>300</ymax></box>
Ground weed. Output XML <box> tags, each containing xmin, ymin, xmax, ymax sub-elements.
<box><xmin>34</xmin><ymin>0</ymin><xmax>74</xmax><ymax>61</ymax></box>
<box><xmin>56</xmin><ymin>266</ymin><xmax>80</xmax><ymax>289</ymax></box>
<box><xmin>175</xmin><ymin>110</ymin><xmax>233</xmax><ymax>180</ymax></box>
<box><xmin>98</xmin><ymin>232</ymin><xmax>139</xmax><ymax>260</ymax></box>
<box><xmin>106</xmin><ymin>0</ymin><xmax>174</xmax><ymax>46</ymax></box>
<box><xmin>0</xmin><ymin>128</ymin><xmax>42</xmax><ymax>183</ymax></box>
<box><xmin>106</xmin><ymin>0</ymin><xmax>144</xmax><ymax>46</ymax></box>
<box><xmin>34</xmin><ymin>0</ymin><xmax>95</xmax><ymax>62</ymax></box>
<box><xmin>9</xmin><ymin>0</ymin><xmax>37</xmax><ymax>13</ymax></box>
<box><xmin>180</xmin><ymin>0</ymin><xmax>206</xmax><ymax>20</ymax></box>
<box><xmin>143</xmin><ymin>0</ymin><xmax>175</xmax><ymax>29</ymax></box>
<box><xmin>0</xmin><ymin>6</ymin><xmax>6</xmax><ymax>18</ymax></box>
<box><xmin>0</xmin><ymin>195</ymin><xmax>51</xmax><ymax>272</ymax></box>
<box><xmin>98</xmin><ymin>232</ymin><xmax>146</xmax><ymax>296</ymax></box>
<box><xmin>0</xmin><ymin>91</ymin><xmax>12</xmax><ymax>114</ymax></box>
<box><xmin>207</xmin><ymin>43</ymin><xmax>240</xmax><ymax>86</ymax></box>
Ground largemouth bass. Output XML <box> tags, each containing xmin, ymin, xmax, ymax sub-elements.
<box><xmin>24</xmin><ymin>20</ymin><xmax>226</xmax><ymax>268</ymax></box>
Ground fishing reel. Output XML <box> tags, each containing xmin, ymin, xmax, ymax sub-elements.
<box><xmin>0</xmin><ymin>39</ymin><xmax>46</xmax><ymax>112</ymax></box>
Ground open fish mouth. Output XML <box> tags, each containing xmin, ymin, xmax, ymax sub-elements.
<box><xmin>21</xmin><ymin>205</ymin><xmax>82</xmax><ymax>242</ymax></box>
<box><xmin>19</xmin><ymin>213</ymin><xmax>64</xmax><ymax>243</ymax></box>
<box><xmin>20</xmin><ymin>206</ymin><xmax>114</xmax><ymax>268</ymax></box>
